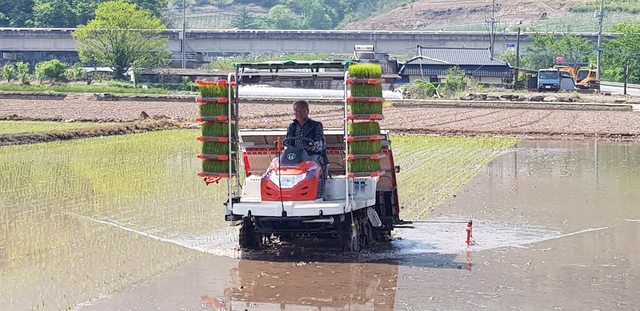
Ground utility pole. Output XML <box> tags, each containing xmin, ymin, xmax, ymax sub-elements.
<box><xmin>489</xmin><ymin>0</ymin><xmax>496</xmax><ymax>58</ymax></box>
<box><xmin>595</xmin><ymin>0</ymin><xmax>604</xmax><ymax>82</ymax></box>
<box><xmin>514</xmin><ymin>27</ymin><xmax>521</xmax><ymax>87</ymax></box>
<box><xmin>181</xmin><ymin>0</ymin><xmax>186</xmax><ymax>69</ymax></box>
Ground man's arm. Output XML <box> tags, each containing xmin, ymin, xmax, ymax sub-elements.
<box><xmin>312</xmin><ymin>121</ymin><xmax>325</xmax><ymax>152</ymax></box>
<box><xmin>285</xmin><ymin>122</ymin><xmax>295</xmax><ymax>146</ymax></box>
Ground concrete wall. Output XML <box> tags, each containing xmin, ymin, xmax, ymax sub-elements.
<box><xmin>1</xmin><ymin>28</ymin><xmax>613</xmax><ymax>59</ymax></box>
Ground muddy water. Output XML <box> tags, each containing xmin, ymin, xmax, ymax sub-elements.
<box><xmin>70</xmin><ymin>139</ymin><xmax>640</xmax><ymax>311</ymax></box>
<box><xmin>3</xmin><ymin>138</ymin><xmax>640</xmax><ymax>310</ymax></box>
<box><xmin>392</xmin><ymin>139</ymin><xmax>640</xmax><ymax>310</ymax></box>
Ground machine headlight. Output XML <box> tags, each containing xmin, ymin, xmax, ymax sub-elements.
<box><xmin>269</xmin><ymin>171</ymin><xmax>308</xmax><ymax>188</ymax></box>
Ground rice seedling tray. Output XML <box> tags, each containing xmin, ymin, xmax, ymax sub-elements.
<box><xmin>348</xmin><ymin>121</ymin><xmax>381</xmax><ymax>136</ymax></box>
<box><xmin>347</xmin><ymin>170</ymin><xmax>386</xmax><ymax>178</ymax></box>
<box><xmin>197</xmin><ymin>172</ymin><xmax>236</xmax><ymax>179</ymax></box>
<box><xmin>347</xmin><ymin>153</ymin><xmax>386</xmax><ymax>160</ymax></box>
<box><xmin>347</xmin><ymin>96</ymin><xmax>386</xmax><ymax>103</ymax></box>
<box><xmin>347</xmin><ymin>134</ymin><xmax>386</xmax><ymax>142</ymax></box>
<box><xmin>196</xmin><ymin>79</ymin><xmax>235</xmax><ymax>87</ymax></box>
<box><xmin>346</xmin><ymin>78</ymin><xmax>385</xmax><ymax>85</ymax></box>
<box><xmin>348</xmin><ymin>64</ymin><xmax>383</xmax><ymax>79</ymax></box>
<box><xmin>196</xmin><ymin>97</ymin><xmax>230</xmax><ymax>104</ymax></box>
<box><xmin>196</xmin><ymin>116</ymin><xmax>235</xmax><ymax>122</ymax></box>
<box><xmin>197</xmin><ymin>136</ymin><xmax>233</xmax><ymax>143</ymax></box>
<box><xmin>347</xmin><ymin>114</ymin><xmax>384</xmax><ymax>121</ymax></box>
<box><xmin>197</xmin><ymin>154</ymin><xmax>236</xmax><ymax>161</ymax></box>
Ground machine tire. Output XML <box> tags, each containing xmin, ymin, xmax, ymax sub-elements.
<box><xmin>239</xmin><ymin>217</ymin><xmax>261</xmax><ymax>250</ymax></box>
<box><xmin>341</xmin><ymin>213</ymin><xmax>361</xmax><ymax>252</ymax></box>
<box><xmin>341</xmin><ymin>210</ymin><xmax>374</xmax><ymax>252</ymax></box>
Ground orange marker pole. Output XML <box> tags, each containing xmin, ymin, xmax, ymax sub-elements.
<box><xmin>466</xmin><ymin>220</ymin><xmax>473</xmax><ymax>246</ymax></box>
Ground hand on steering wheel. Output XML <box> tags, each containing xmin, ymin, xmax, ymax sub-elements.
<box><xmin>283</xmin><ymin>137</ymin><xmax>315</xmax><ymax>151</ymax></box>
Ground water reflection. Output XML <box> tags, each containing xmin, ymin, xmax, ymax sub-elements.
<box><xmin>429</xmin><ymin>139</ymin><xmax>640</xmax><ymax>309</ymax></box>
<box><xmin>221</xmin><ymin>259</ymin><xmax>399</xmax><ymax>311</ymax></box>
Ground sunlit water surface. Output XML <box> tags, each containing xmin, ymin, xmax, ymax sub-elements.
<box><xmin>2</xmin><ymin>134</ymin><xmax>639</xmax><ymax>310</ymax></box>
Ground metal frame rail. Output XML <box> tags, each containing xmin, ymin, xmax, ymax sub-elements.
<box><xmin>228</xmin><ymin>60</ymin><xmax>353</xmax><ymax>214</ymax></box>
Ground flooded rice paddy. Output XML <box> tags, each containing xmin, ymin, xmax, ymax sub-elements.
<box><xmin>1</xmin><ymin>131</ymin><xmax>639</xmax><ymax>310</ymax></box>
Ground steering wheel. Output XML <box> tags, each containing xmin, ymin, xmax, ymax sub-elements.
<box><xmin>283</xmin><ymin>137</ymin><xmax>315</xmax><ymax>151</ymax></box>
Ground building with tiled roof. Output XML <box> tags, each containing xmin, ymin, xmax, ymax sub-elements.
<box><xmin>399</xmin><ymin>45</ymin><xmax>512</xmax><ymax>85</ymax></box>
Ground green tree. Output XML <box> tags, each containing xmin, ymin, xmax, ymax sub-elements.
<box><xmin>402</xmin><ymin>79</ymin><xmax>436</xmax><ymax>99</ymax></box>
<box><xmin>526</xmin><ymin>33</ymin><xmax>559</xmax><ymax>69</ymax></box>
<box><xmin>65</xmin><ymin>62</ymin><xmax>85</xmax><ymax>80</ymax></box>
<box><xmin>234</xmin><ymin>0</ymin><xmax>278</xmax><ymax>6</ymax></box>
<box><xmin>35</xmin><ymin>59</ymin><xmax>68</xmax><ymax>81</ymax></box>
<box><xmin>72</xmin><ymin>0</ymin><xmax>100</xmax><ymax>25</ymax></box>
<box><xmin>301</xmin><ymin>0</ymin><xmax>333</xmax><ymax>29</ymax></box>
<box><xmin>231</xmin><ymin>6</ymin><xmax>256</xmax><ymax>29</ymax></box>
<box><xmin>602</xmin><ymin>23</ymin><xmax>640</xmax><ymax>86</ymax></box>
<box><xmin>72</xmin><ymin>0</ymin><xmax>170</xmax><ymax>78</ymax></box>
<box><xmin>131</xmin><ymin>0</ymin><xmax>168</xmax><ymax>19</ymax></box>
<box><xmin>496</xmin><ymin>49</ymin><xmax>519</xmax><ymax>67</ymax></box>
<box><xmin>441</xmin><ymin>66</ymin><xmax>469</xmax><ymax>98</ymax></box>
<box><xmin>525</xmin><ymin>32</ymin><xmax>594</xmax><ymax>70</ymax></box>
<box><xmin>266</xmin><ymin>5</ymin><xmax>299</xmax><ymax>29</ymax></box>
<box><xmin>16</xmin><ymin>62</ymin><xmax>31</xmax><ymax>84</ymax></box>
<box><xmin>31</xmin><ymin>0</ymin><xmax>75</xmax><ymax>27</ymax></box>
<box><xmin>285</xmin><ymin>0</ymin><xmax>339</xmax><ymax>29</ymax></box>
<box><xmin>554</xmin><ymin>34</ymin><xmax>593</xmax><ymax>69</ymax></box>
<box><xmin>2</xmin><ymin>64</ymin><xmax>17</xmax><ymax>82</ymax></box>
<box><xmin>0</xmin><ymin>0</ymin><xmax>34</xmax><ymax>26</ymax></box>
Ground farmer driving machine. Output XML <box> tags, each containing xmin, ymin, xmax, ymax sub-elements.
<box><xmin>195</xmin><ymin>60</ymin><xmax>403</xmax><ymax>252</ymax></box>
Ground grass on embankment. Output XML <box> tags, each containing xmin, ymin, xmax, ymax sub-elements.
<box><xmin>0</xmin><ymin>121</ymin><xmax>119</xmax><ymax>135</ymax></box>
<box><xmin>0</xmin><ymin>83</ymin><xmax>167</xmax><ymax>95</ymax></box>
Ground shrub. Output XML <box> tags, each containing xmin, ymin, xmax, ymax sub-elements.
<box><xmin>16</xmin><ymin>62</ymin><xmax>30</xmax><ymax>84</ymax></box>
<box><xmin>2</xmin><ymin>64</ymin><xmax>16</xmax><ymax>83</ymax></box>
<box><xmin>441</xmin><ymin>66</ymin><xmax>469</xmax><ymax>98</ymax></box>
<box><xmin>64</xmin><ymin>63</ymin><xmax>85</xmax><ymax>81</ymax></box>
<box><xmin>35</xmin><ymin>59</ymin><xmax>68</xmax><ymax>82</ymax></box>
<box><xmin>401</xmin><ymin>80</ymin><xmax>437</xmax><ymax>99</ymax></box>
<box><xmin>181</xmin><ymin>76</ymin><xmax>192</xmax><ymax>91</ymax></box>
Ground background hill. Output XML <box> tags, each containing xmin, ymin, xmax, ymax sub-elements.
<box><xmin>342</xmin><ymin>0</ymin><xmax>640</xmax><ymax>32</ymax></box>
<box><xmin>168</xmin><ymin>0</ymin><xmax>640</xmax><ymax>33</ymax></box>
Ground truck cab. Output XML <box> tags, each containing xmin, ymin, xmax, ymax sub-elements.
<box><xmin>537</xmin><ymin>68</ymin><xmax>560</xmax><ymax>91</ymax></box>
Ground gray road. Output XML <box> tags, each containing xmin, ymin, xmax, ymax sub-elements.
<box><xmin>601</xmin><ymin>83</ymin><xmax>640</xmax><ymax>97</ymax></box>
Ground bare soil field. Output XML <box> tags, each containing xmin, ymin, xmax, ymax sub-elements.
<box><xmin>1</xmin><ymin>93</ymin><xmax>640</xmax><ymax>146</ymax></box>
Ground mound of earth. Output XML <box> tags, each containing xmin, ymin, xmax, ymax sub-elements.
<box><xmin>344</xmin><ymin>0</ymin><xmax>589</xmax><ymax>31</ymax></box>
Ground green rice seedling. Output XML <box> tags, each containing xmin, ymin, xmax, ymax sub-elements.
<box><xmin>350</xmin><ymin>102</ymin><xmax>383</xmax><ymax>115</ymax></box>
<box><xmin>195</xmin><ymin>80</ymin><xmax>235</xmax><ymax>99</ymax></box>
<box><xmin>199</xmin><ymin>104</ymin><xmax>228</xmax><ymax>117</ymax></box>
<box><xmin>348</xmin><ymin>122</ymin><xmax>380</xmax><ymax>136</ymax></box>
<box><xmin>202</xmin><ymin>141</ymin><xmax>229</xmax><ymax>154</ymax></box>
<box><xmin>390</xmin><ymin>135</ymin><xmax>520</xmax><ymax>220</ymax></box>
<box><xmin>349</xmin><ymin>64</ymin><xmax>382</xmax><ymax>79</ymax></box>
<box><xmin>349</xmin><ymin>140</ymin><xmax>382</xmax><ymax>154</ymax></box>
<box><xmin>348</xmin><ymin>159</ymin><xmax>381</xmax><ymax>173</ymax></box>
<box><xmin>201</xmin><ymin>122</ymin><xmax>235</xmax><ymax>137</ymax></box>
<box><xmin>350</xmin><ymin>84</ymin><xmax>383</xmax><ymax>97</ymax></box>
<box><xmin>198</xmin><ymin>84</ymin><xmax>228</xmax><ymax>98</ymax></box>
<box><xmin>0</xmin><ymin>130</ymin><xmax>225</xmax><ymax>310</ymax></box>
<box><xmin>202</xmin><ymin>159</ymin><xmax>236</xmax><ymax>173</ymax></box>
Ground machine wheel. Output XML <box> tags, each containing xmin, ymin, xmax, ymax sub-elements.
<box><xmin>341</xmin><ymin>213</ymin><xmax>357</xmax><ymax>252</ymax></box>
<box><xmin>239</xmin><ymin>217</ymin><xmax>261</xmax><ymax>250</ymax></box>
<box><xmin>341</xmin><ymin>210</ymin><xmax>374</xmax><ymax>252</ymax></box>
